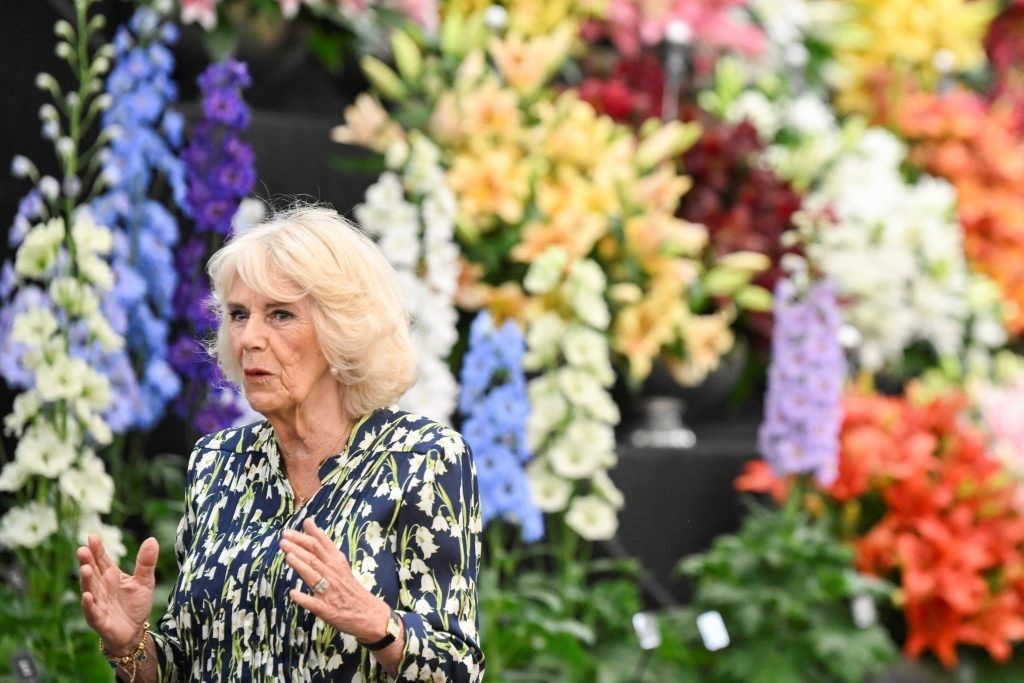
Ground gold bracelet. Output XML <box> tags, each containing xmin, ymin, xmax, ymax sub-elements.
<box><xmin>100</xmin><ymin>621</ymin><xmax>150</xmax><ymax>683</ymax></box>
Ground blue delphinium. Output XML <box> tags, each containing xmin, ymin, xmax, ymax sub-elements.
<box><xmin>459</xmin><ymin>312</ymin><xmax>543</xmax><ymax>542</ymax></box>
<box><xmin>89</xmin><ymin>6</ymin><xmax>185</xmax><ymax>429</ymax></box>
<box><xmin>169</xmin><ymin>59</ymin><xmax>255</xmax><ymax>433</ymax></box>
<box><xmin>758</xmin><ymin>277</ymin><xmax>846</xmax><ymax>485</ymax></box>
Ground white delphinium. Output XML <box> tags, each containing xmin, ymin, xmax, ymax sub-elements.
<box><xmin>0</xmin><ymin>502</ymin><xmax>59</xmax><ymax>549</ymax></box>
<box><xmin>1</xmin><ymin>210</ymin><xmax>123</xmax><ymax>563</ymax></box>
<box><xmin>796</xmin><ymin>127</ymin><xmax>1005</xmax><ymax>372</ymax></box>
<box><xmin>355</xmin><ymin>133</ymin><xmax>461</xmax><ymax>423</ymax></box>
<box><xmin>523</xmin><ymin>247</ymin><xmax>622</xmax><ymax>541</ymax></box>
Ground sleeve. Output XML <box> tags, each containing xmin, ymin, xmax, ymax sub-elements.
<box><xmin>391</xmin><ymin>428</ymin><xmax>485</xmax><ymax>682</ymax></box>
<box><xmin>148</xmin><ymin>436</ymin><xmax>206</xmax><ymax>681</ymax></box>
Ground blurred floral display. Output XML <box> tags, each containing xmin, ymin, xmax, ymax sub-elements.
<box><xmin>4</xmin><ymin>0</ymin><xmax>1024</xmax><ymax>677</ymax></box>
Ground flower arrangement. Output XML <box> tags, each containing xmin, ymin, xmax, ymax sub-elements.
<box><xmin>789</xmin><ymin>126</ymin><xmax>1006</xmax><ymax>375</ymax></box>
<box><xmin>334</xmin><ymin>19</ymin><xmax>757</xmax><ymax>390</ymax></box>
<box><xmin>828</xmin><ymin>0</ymin><xmax>997</xmax><ymax>120</ymax></box>
<box><xmin>169</xmin><ymin>59</ymin><xmax>256</xmax><ymax>434</ymax></box>
<box><xmin>895</xmin><ymin>88</ymin><xmax>1024</xmax><ymax>338</ymax></box>
<box><xmin>741</xmin><ymin>385</ymin><xmax>1024</xmax><ymax>668</ymax></box>
<box><xmin>355</xmin><ymin>132</ymin><xmax>461</xmax><ymax>423</ymax></box>
<box><xmin>0</xmin><ymin>0</ymin><xmax>127</xmax><ymax>674</ymax></box>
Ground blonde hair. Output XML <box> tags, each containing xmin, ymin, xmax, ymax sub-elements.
<box><xmin>206</xmin><ymin>204</ymin><xmax>417</xmax><ymax>419</ymax></box>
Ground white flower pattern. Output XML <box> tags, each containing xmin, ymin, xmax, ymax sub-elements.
<box><xmin>149</xmin><ymin>407</ymin><xmax>484</xmax><ymax>681</ymax></box>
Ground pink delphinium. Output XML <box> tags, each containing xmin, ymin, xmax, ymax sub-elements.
<box><xmin>602</xmin><ymin>0</ymin><xmax>764</xmax><ymax>57</ymax></box>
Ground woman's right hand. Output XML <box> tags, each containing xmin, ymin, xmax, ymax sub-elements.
<box><xmin>77</xmin><ymin>535</ymin><xmax>159</xmax><ymax>654</ymax></box>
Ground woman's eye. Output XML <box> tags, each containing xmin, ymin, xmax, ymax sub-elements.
<box><xmin>271</xmin><ymin>310</ymin><xmax>293</xmax><ymax>321</ymax></box>
<box><xmin>229</xmin><ymin>309</ymin><xmax>247</xmax><ymax>322</ymax></box>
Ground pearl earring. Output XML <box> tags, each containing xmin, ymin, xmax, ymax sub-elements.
<box><xmin>329</xmin><ymin>366</ymin><xmax>340</xmax><ymax>378</ymax></box>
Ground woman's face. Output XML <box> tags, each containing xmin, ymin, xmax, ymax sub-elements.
<box><xmin>226</xmin><ymin>276</ymin><xmax>335</xmax><ymax>420</ymax></box>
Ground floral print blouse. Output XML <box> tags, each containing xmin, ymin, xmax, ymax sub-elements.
<box><xmin>149</xmin><ymin>407</ymin><xmax>484</xmax><ymax>681</ymax></box>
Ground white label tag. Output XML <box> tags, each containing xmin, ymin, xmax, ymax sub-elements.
<box><xmin>632</xmin><ymin>611</ymin><xmax>662</xmax><ymax>650</ymax></box>
<box><xmin>696</xmin><ymin>610</ymin><xmax>730</xmax><ymax>651</ymax></box>
<box><xmin>851</xmin><ymin>595</ymin><xmax>877</xmax><ymax>629</ymax></box>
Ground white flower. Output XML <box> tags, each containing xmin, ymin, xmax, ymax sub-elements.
<box><xmin>562</xmin><ymin>326</ymin><xmax>613</xmax><ymax>383</ymax></box>
<box><xmin>230</xmin><ymin>198</ymin><xmax>267</xmax><ymax>234</ymax></box>
<box><xmin>3</xmin><ymin>391</ymin><xmax>42</xmax><ymax>438</ymax></box>
<box><xmin>569</xmin><ymin>288</ymin><xmax>610</xmax><ymax>330</ymax></box>
<box><xmin>564</xmin><ymin>419</ymin><xmax>615</xmax><ymax>456</ymax></box>
<box><xmin>524</xmin><ymin>247</ymin><xmax>569</xmax><ymax>294</ymax></box>
<box><xmin>526</xmin><ymin>461</ymin><xmax>572</xmax><ymax>513</ymax></box>
<box><xmin>556</xmin><ymin>367</ymin><xmax>606</xmax><ymax>405</ymax></box>
<box><xmin>567</xmin><ymin>259</ymin><xmax>606</xmax><ymax>293</ymax></box>
<box><xmin>78</xmin><ymin>512</ymin><xmax>126</xmax><ymax>563</ymax></box>
<box><xmin>784</xmin><ymin>92</ymin><xmax>835</xmax><ymax>137</ymax></box>
<box><xmin>14</xmin><ymin>218</ymin><xmax>65</xmax><ymax>278</ymax></box>
<box><xmin>591</xmin><ymin>470</ymin><xmax>625</xmax><ymax>509</ymax></box>
<box><xmin>385</xmin><ymin>137</ymin><xmax>410</xmax><ymax>169</ymax></box>
<box><xmin>15</xmin><ymin>421</ymin><xmax>76</xmax><ymax>478</ymax></box>
<box><xmin>727</xmin><ymin>90</ymin><xmax>779</xmax><ymax>139</ymax></box>
<box><xmin>86</xmin><ymin>312</ymin><xmax>125</xmax><ymax>352</ymax></box>
<box><xmin>565</xmin><ymin>494</ymin><xmax>618</xmax><ymax>541</ymax></box>
<box><xmin>48</xmin><ymin>277</ymin><xmax>100</xmax><ymax>317</ymax></box>
<box><xmin>378</xmin><ymin>210</ymin><xmax>421</xmax><ymax>270</ymax></box>
<box><xmin>547</xmin><ymin>436</ymin><xmax>606</xmax><ymax>479</ymax></box>
<box><xmin>10</xmin><ymin>307</ymin><xmax>59</xmax><ymax>345</ymax></box>
<box><xmin>524</xmin><ymin>313</ymin><xmax>566</xmax><ymax>370</ymax></box>
<box><xmin>70</xmin><ymin>209</ymin><xmax>113</xmax><ymax>256</ymax></box>
<box><xmin>0</xmin><ymin>502</ymin><xmax>58</xmax><ymax>549</ymax></box>
<box><xmin>59</xmin><ymin>451</ymin><xmax>114</xmax><ymax>513</ymax></box>
<box><xmin>0</xmin><ymin>461</ymin><xmax>30</xmax><ymax>492</ymax></box>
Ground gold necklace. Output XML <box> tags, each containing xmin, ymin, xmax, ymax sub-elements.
<box><xmin>285</xmin><ymin>426</ymin><xmax>352</xmax><ymax>510</ymax></box>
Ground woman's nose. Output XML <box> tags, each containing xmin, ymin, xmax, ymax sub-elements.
<box><xmin>239</xmin><ymin>315</ymin><xmax>267</xmax><ymax>349</ymax></box>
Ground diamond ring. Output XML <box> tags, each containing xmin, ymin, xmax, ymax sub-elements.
<box><xmin>312</xmin><ymin>576</ymin><xmax>330</xmax><ymax>594</ymax></box>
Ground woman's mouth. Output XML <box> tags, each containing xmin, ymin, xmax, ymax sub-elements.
<box><xmin>244</xmin><ymin>368</ymin><xmax>271</xmax><ymax>378</ymax></box>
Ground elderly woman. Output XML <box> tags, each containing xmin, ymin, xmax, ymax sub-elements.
<box><xmin>77</xmin><ymin>206</ymin><xmax>484</xmax><ymax>681</ymax></box>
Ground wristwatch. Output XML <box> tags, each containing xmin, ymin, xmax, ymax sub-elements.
<box><xmin>360</xmin><ymin>609</ymin><xmax>403</xmax><ymax>651</ymax></box>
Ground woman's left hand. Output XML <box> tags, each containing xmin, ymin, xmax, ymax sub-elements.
<box><xmin>280</xmin><ymin>518</ymin><xmax>394</xmax><ymax>648</ymax></box>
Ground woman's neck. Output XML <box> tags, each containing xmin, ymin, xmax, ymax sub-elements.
<box><xmin>270</xmin><ymin>410</ymin><xmax>353</xmax><ymax>470</ymax></box>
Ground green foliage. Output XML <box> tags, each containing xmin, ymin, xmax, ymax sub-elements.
<box><xmin>481</xmin><ymin>521</ymin><xmax>665</xmax><ymax>682</ymax></box>
<box><xmin>662</xmin><ymin>498</ymin><xmax>897</xmax><ymax>682</ymax></box>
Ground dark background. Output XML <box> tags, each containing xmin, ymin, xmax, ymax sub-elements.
<box><xmin>1</xmin><ymin>1</ymin><xmax>759</xmax><ymax>607</ymax></box>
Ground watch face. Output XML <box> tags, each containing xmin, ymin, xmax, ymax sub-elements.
<box><xmin>387</xmin><ymin>613</ymin><xmax>402</xmax><ymax>639</ymax></box>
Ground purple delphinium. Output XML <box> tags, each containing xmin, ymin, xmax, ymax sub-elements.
<box><xmin>87</xmin><ymin>6</ymin><xmax>185</xmax><ymax>430</ymax></box>
<box><xmin>169</xmin><ymin>59</ymin><xmax>255</xmax><ymax>433</ymax></box>
<box><xmin>758</xmin><ymin>277</ymin><xmax>845</xmax><ymax>486</ymax></box>
<box><xmin>459</xmin><ymin>311</ymin><xmax>543</xmax><ymax>542</ymax></box>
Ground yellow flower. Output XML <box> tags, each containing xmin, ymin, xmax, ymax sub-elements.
<box><xmin>505</xmin><ymin>0</ymin><xmax>608</xmax><ymax>36</ymax></box>
<box><xmin>533</xmin><ymin>92</ymin><xmax>617</xmax><ymax>170</ymax></box>
<box><xmin>511</xmin><ymin>211</ymin><xmax>607</xmax><ymax>263</ymax></box>
<box><xmin>488</xmin><ymin>25</ymin><xmax>575</xmax><ymax>95</ymax></box>
<box><xmin>832</xmin><ymin>0</ymin><xmax>997</xmax><ymax>117</ymax></box>
<box><xmin>665</xmin><ymin>309</ymin><xmax>736</xmax><ymax>386</ymax></box>
<box><xmin>330</xmin><ymin>94</ymin><xmax>403</xmax><ymax>152</ymax></box>
<box><xmin>458</xmin><ymin>79</ymin><xmax>523</xmax><ymax>150</ymax></box>
<box><xmin>447</xmin><ymin>146</ymin><xmax>532</xmax><ymax>230</ymax></box>
<box><xmin>613</xmin><ymin>282</ymin><xmax>689</xmax><ymax>382</ymax></box>
<box><xmin>627</xmin><ymin>163</ymin><xmax>692</xmax><ymax>214</ymax></box>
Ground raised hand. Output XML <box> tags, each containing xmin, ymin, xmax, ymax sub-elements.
<box><xmin>78</xmin><ymin>534</ymin><xmax>159</xmax><ymax>654</ymax></box>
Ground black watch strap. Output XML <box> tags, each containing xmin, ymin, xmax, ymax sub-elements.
<box><xmin>361</xmin><ymin>609</ymin><xmax>402</xmax><ymax>651</ymax></box>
